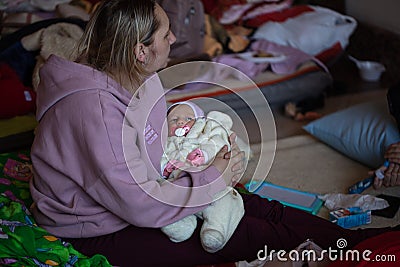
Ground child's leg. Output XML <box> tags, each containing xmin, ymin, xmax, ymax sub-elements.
<box><xmin>65</xmin><ymin>193</ymin><xmax>398</xmax><ymax>266</ymax></box>
<box><xmin>199</xmin><ymin>186</ymin><xmax>244</xmax><ymax>253</ymax></box>
<box><xmin>232</xmin><ymin>194</ymin><xmax>395</xmax><ymax>250</ymax></box>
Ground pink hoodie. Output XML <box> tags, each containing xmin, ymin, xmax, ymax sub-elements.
<box><xmin>30</xmin><ymin>55</ymin><xmax>226</xmax><ymax>238</ymax></box>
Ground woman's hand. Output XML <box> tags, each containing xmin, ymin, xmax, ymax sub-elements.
<box><xmin>383</xmin><ymin>162</ymin><xmax>400</xmax><ymax>187</ymax></box>
<box><xmin>212</xmin><ymin>133</ymin><xmax>246</xmax><ymax>186</ymax></box>
<box><xmin>384</xmin><ymin>142</ymin><xmax>400</xmax><ymax>164</ymax></box>
<box><xmin>373</xmin><ymin>142</ymin><xmax>400</xmax><ymax>188</ymax></box>
<box><xmin>372</xmin><ymin>162</ymin><xmax>400</xmax><ymax>188</ymax></box>
<box><xmin>383</xmin><ymin>143</ymin><xmax>400</xmax><ymax>187</ymax></box>
<box><xmin>373</xmin><ymin>163</ymin><xmax>400</xmax><ymax>188</ymax></box>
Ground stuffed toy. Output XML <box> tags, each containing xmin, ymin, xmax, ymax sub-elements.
<box><xmin>21</xmin><ymin>22</ymin><xmax>84</xmax><ymax>90</ymax></box>
<box><xmin>160</xmin><ymin>102</ymin><xmax>245</xmax><ymax>253</ymax></box>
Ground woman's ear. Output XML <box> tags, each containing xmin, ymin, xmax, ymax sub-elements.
<box><xmin>134</xmin><ymin>43</ymin><xmax>148</xmax><ymax>64</ymax></box>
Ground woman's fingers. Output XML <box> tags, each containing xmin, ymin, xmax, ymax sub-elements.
<box><xmin>224</xmin><ymin>133</ymin><xmax>239</xmax><ymax>159</ymax></box>
<box><xmin>231</xmin><ymin>151</ymin><xmax>245</xmax><ymax>172</ymax></box>
<box><xmin>373</xmin><ymin>176</ymin><xmax>383</xmax><ymax>189</ymax></box>
<box><xmin>390</xmin><ymin>164</ymin><xmax>400</xmax><ymax>186</ymax></box>
<box><xmin>384</xmin><ymin>143</ymin><xmax>400</xmax><ymax>163</ymax></box>
<box><xmin>216</xmin><ymin>145</ymin><xmax>229</xmax><ymax>159</ymax></box>
<box><xmin>384</xmin><ymin>155</ymin><xmax>400</xmax><ymax>164</ymax></box>
<box><xmin>231</xmin><ymin>173</ymin><xmax>242</xmax><ymax>187</ymax></box>
<box><xmin>213</xmin><ymin>132</ymin><xmax>247</xmax><ymax>186</ymax></box>
<box><xmin>229</xmin><ymin>132</ymin><xmax>237</xmax><ymax>144</ymax></box>
<box><xmin>382</xmin><ymin>163</ymin><xmax>400</xmax><ymax>187</ymax></box>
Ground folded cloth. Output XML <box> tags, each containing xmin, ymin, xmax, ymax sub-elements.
<box><xmin>319</xmin><ymin>193</ymin><xmax>389</xmax><ymax>212</ymax></box>
<box><xmin>213</xmin><ymin>54</ymin><xmax>268</xmax><ymax>78</ymax></box>
<box><xmin>250</xmin><ymin>39</ymin><xmax>328</xmax><ymax>74</ymax></box>
<box><xmin>214</xmin><ymin>39</ymin><xmax>328</xmax><ymax>77</ymax></box>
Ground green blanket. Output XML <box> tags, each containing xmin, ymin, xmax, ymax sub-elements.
<box><xmin>0</xmin><ymin>151</ymin><xmax>112</xmax><ymax>267</ymax></box>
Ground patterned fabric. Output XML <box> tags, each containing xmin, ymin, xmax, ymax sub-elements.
<box><xmin>0</xmin><ymin>151</ymin><xmax>112</xmax><ymax>267</ymax></box>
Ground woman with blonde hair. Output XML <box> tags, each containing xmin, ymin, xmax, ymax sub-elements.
<box><xmin>30</xmin><ymin>0</ymin><xmax>399</xmax><ymax>266</ymax></box>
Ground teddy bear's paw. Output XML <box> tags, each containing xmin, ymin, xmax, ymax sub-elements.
<box><xmin>201</xmin><ymin>229</ymin><xmax>226</xmax><ymax>253</ymax></box>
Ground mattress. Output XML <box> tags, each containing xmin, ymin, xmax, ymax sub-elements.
<box><xmin>161</xmin><ymin>61</ymin><xmax>332</xmax><ymax>110</ymax></box>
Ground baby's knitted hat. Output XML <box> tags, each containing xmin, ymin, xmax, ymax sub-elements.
<box><xmin>168</xmin><ymin>101</ymin><xmax>205</xmax><ymax>118</ymax></box>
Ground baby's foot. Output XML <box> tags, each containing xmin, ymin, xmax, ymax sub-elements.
<box><xmin>161</xmin><ymin>215</ymin><xmax>197</xmax><ymax>242</ymax></box>
<box><xmin>201</xmin><ymin>229</ymin><xmax>225</xmax><ymax>253</ymax></box>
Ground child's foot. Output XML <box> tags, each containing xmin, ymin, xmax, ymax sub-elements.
<box><xmin>161</xmin><ymin>215</ymin><xmax>197</xmax><ymax>242</ymax></box>
<box><xmin>199</xmin><ymin>187</ymin><xmax>244</xmax><ymax>253</ymax></box>
<box><xmin>201</xmin><ymin>229</ymin><xmax>225</xmax><ymax>253</ymax></box>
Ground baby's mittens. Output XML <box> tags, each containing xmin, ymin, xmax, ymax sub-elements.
<box><xmin>199</xmin><ymin>187</ymin><xmax>245</xmax><ymax>253</ymax></box>
<box><xmin>162</xmin><ymin>159</ymin><xmax>184</xmax><ymax>178</ymax></box>
<box><xmin>186</xmin><ymin>148</ymin><xmax>207</xmax><ymax>167</ymax></box>
<box><xmin>161</xmin><ymin>215</ymin><xmax>197</xmax><ymax>243</ymax></box>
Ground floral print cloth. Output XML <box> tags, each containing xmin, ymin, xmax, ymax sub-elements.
<box><xmin>0</xmin><ymin>151</ymin><xmax>112</xmax><ymax>267</ymax></box>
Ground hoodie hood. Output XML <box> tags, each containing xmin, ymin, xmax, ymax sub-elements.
<box><xmin>36</xmin><ymin>55</ymin><xmax>133</xmax><ymax>121</ymax></box>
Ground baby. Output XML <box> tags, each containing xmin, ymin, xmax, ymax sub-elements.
<box><xmin>160</xmin><ymin>101</ymin><xmax>245</xmax><ymax>253</ymax></box>
<box><xmin>161</xmin><ymin>101</ymin><xmax>235</xmax><ymax>178</ymax></box>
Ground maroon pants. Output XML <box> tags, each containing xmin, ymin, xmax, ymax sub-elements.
<box><xmin>65</xmin><ymin>194</ymin><xmax>396</xmax><ymax>267</ymax></box>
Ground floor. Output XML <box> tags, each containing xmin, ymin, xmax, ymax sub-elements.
<box><xmin>238</xmin><ymin>52</ymin><xmax>389</xmax><ymax>145</ymax></box>
<box><xmin>242</xmin><ymin>57</ymin><xmax>400</xmax><ymax>229</ymax></box>
<box><xmin>270</xmin><ymin>51</ymin><xmax>390</xmax><ymax>140</ymax></box>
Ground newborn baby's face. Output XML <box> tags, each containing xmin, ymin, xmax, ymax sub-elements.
<box><xmin>167</xmin><ymin>104</ymin><xmax>196</xmax><ymax>136</ymax></box>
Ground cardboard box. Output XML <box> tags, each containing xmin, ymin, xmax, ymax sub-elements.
<box><xmin>330</xmin><ymin>207</ymin><xmax>371</xmax><ymax>228</ymax></box>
